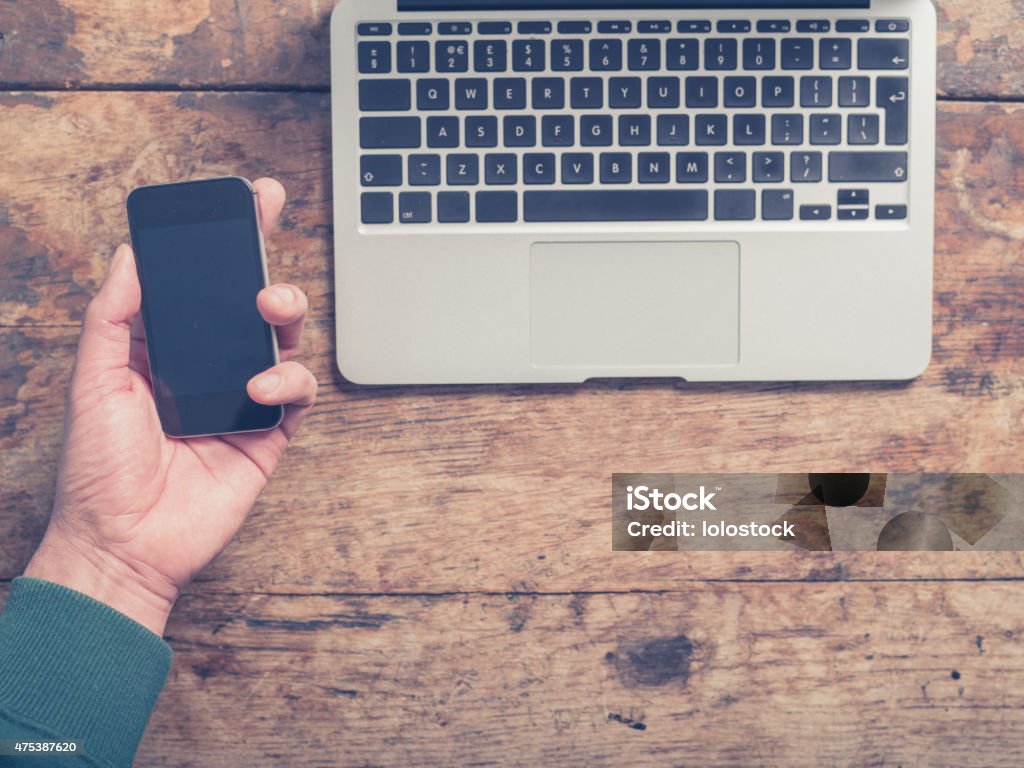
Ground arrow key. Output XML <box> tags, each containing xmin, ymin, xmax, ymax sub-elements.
<box><xmin>360</xmin><ymin>155</ymin><xmax>403</xmax><ymax>186</ymax></box>
<box><xmin>800</xmin><ymin>205</ymin><xmax>832</xmax><ymax>221</ymax></box>
<box><xmin>838</xmin><ymin>189</ymin><xmax>869</xmax><ymax>206</ymax></box>
<box><xmin>859</xmin><ymin>38</ymin><xmax>909</xmax><ymax>70</ymax></box>
<box><xmin>876</xmin><ymin>204</ymin><xmax>908</xmax><ymax>220</ymax></box>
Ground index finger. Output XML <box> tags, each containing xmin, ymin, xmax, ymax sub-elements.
<box><xmin>254</xmin><ymin>177</ymin><xmax>286</xmax><ymax>237</ymax></box>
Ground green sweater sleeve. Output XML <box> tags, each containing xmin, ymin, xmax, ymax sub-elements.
<box><xmin>0</xmin><ymin>577</ymin><xmax>172</xmax><ymax>768</ymax></box>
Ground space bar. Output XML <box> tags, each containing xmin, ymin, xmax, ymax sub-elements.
<box><xmin>524</xmin><ymin>190</ymin><xmax>709</xmax><ymax>222</ymax></box>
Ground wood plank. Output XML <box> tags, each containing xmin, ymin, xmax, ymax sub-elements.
<box><xmin>3</xmin><ymin>584</ymin><xmax>1022</xmax><ymax>766</ymax></box>
<box><xmin>2</xmin><ymin>93</ymin><xmax>1024</xmax><ymax>589</ymax></box>
<box><xmin>0</xmin><ymin>1</ymin><xmax>1021</xmax><ymax>98</ymax></box>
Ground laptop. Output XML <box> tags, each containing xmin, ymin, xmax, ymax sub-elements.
<box><xmin>330</xmin><ymin>0</ymin><xmax>936</xmax><ymax>384</ymax></box>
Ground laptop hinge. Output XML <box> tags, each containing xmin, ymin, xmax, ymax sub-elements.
<box><xmin>398</xmin><ymin>1</ymin><xmax>871</xmax><ymax>11</ymax></box>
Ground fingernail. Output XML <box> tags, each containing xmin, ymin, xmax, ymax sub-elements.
<box><xmin>274</xmin><ymin>286</ymin><xmax>295</xmax><ymax>304</ymax></box>
<box><xmin>255</xmin><ymin>372</ymin><xmax>281</xmax><ymax>395</ymax></box>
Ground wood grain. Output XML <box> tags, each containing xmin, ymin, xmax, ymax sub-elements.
<box><xmin>2</xmin><ymin>94</ymin><xmax>1023</xmax><ymax>591</ymax></box>
<box><xmin>0</xmin><ymin>1</ymin><xmax>1022</xmax><ymax>98</ymax></box>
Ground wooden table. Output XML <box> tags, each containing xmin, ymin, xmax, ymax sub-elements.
<box><xmin>2</xmin><ymin>2</ymin><xmax>1024</xmax><ymax>764</ymax></box>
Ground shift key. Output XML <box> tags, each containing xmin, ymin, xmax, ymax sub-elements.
<box><xmin>829</xmin><ymin>152</ymin><xmax>908</xmax><ymax>182</ymax></box>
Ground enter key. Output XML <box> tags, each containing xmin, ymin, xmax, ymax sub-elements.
<box><xmin>877</xmin><ymin>77</ymin><xmax>910</xmax><ymax>145</ymax></box>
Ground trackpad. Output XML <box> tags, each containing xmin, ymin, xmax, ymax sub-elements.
<box><xmin>530</xmin><ymin>241</ymin><xmax>740</xmax><ymax>367</ymax></box>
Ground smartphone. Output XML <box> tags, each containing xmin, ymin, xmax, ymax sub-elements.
<box><xmin>126</xmin><ymin>177</ymin><xmax>284</xmax><ymax>437</ymax></box>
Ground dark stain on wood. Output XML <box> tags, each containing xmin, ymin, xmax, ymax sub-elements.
<box><xmin>610</xmin><ymin>635</ymin><xmax>696</xmax><ymax>688</ymax></box>
<box><xmin>0</xmin><ymin>330</ymin><xmax>32</xmax><ymax>438</ymax></box>
<box><xmin>607</xmin><ymin>712</ymin><xmax>647</xmax><ymax>731</ymax></box>
<box><xmin>243</xmin><ymin>612</ymin><xmax>395</xmax><ymax>632</ymax></box>
<box><xmin>506</xmin><ymin>594</ymin><xmax>532</xmax><ymax>633</ymax></box>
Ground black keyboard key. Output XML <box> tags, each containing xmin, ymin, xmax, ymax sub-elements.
<box><xmin>360</xmin><ymin>117</ymin><xmax>421</xmax><ymax>149</ymax></box>
<box><xmin>476</xmin><ymin>192</ymin><xmax>518</xmax><ymax>223</ymax></box>
<box><xmin>667</xmin><ymin>39</ymin><xmax>699</xmax><ymax>70</ymax></box>
<box><xmin>559</xmin><ymin>21</ymin><xmax>592</xmax><ymax>34</ymax></box>
<box><xmin>706</xmin><ymin>39</ymin><xmax>738</xmax><ymax>70</ymax></box>
<box><xmin>715</xmin><ymin>152</ymin><xmax>746</xmax><ymax>183</ymax></box>
<box><xmin>474</xmin><ymin>40</ymin><xmax>507</xmax><ymax>72</ymax></box>
<box><xmin>838</xmin><ymin>208</ymin><xmax>870</xmax><ymax>221</ymax></box>
<box><xmin>797</xmin><ymin>20</ymin><xmax>830</xmax><ymax>33</ymax></box>
<box><xmin>512</xmin><ymin>40</ymin><xmax>546</xmax><ymax>71</ymax></box>
<box><xmin>570</xmin><ymin>77</ymin><xmax>603</xmax><ymax>109</ymax></box>
<box><xmin>877</xmin><ymin>77</ymin><xmax>910</xmax><ymax>145</ymax></box>
<box><xmin>838</xmin><ymin>76</ymin><xmax>871</xmax><ymax>107</ymax></box>
<box><xmin>532</xmin><ymin>77</ymin><xmax>565</xmax><ymax>109</ymax></box>
<box><xmin>360</xmin><ymin>155</ymin><xmax>403</xmax><ymax>187</ymax></box>
<box><xmin>628</xmin><ymin>39</ymin><xmax>662</xmax><ymax>71</ymax></box>
<box><xmin>598</xmin><ymin>21</ymin><xmax>632</xmax><ymax>34</ymax></box>
<box><xmin>678</xmin><ymin>20</ymin><xmax>712</xmax><ymax>34</ymax></box>
<box><xmin>763</xmin><ymin>76</ymin><xmax>795</xmax><ymax>107</ymax></box>
<box><xmin>398</xmin><ymin>23</ymin><xmax>432</xmax><ymax>36</ymax></box>
<box><xmin>609</xmin><ymin>77</ymin><xmax>642</xmax><ymax>108</ymax></box>
<box><xmin>417</xmin><ymin>79</ymin><xmax>450</xmax><ymax>110</ymax></box>
<box><xmin>657</xmin><ymin>115</ymin><xmax>690</xmax><ymax>146</ymax></box>
<box><xmin>581</xmin><ymin>115</ymin><xmax>613</xmax><ymax>146</ymax></box>
<box><xmin>859</xmin><ymin>39</ymin><xmax>909</xmax><ymax>69</ymax></box>
<box><xmin>466</xmin><ymin>116</ymin><xmax>498</xmax><ymax>147</ymax></box>
<box><xmin>838</xmin><ymin>189</ymin><xmax>869</xmax><ymax>206</ymax></box>
<box><xmin>358</xmin><ymin>23</ymin><xmax>391</xmax><ymax>36</ymax></box>
<box><xmin>524</xmin><ymin>190</ymin><xmax>708</xmax><ymax>222</ymax></box>
<box><xmin>518</xmin><ymin>21</ymin><xmax>552</xmax><ymax>35</ymax></box>
<box><xmin>478</xmin><ymin>21</ymin><xmax>512</xmax><ymax>35</ymax></box>
<box><xmin>810</xmin><ymin>114</ymin><xmax>841</xmax><ymax>145</ymax></box>
<box><xmin>829</xmin><ymin>151</ymin><xmax>908</xmax><ymax>182</ymax></box>
<box><xmin>757</xmin><ymin>20</ymin><xmax>791</xmax><ymax>34</ymax></box>
<box><xmin>397</xmin><ymin>41</ymin><xmax>430</xmax><ymax>73</ymax></box>
<box><xmin>743</xmin><ymin>38</ymin><xmax>776</xmax><ymax>70</ymax></box>
<box><xmin>503</xmin><ymin>115</ymin><xmax>536</xmax><ymax>146</ymax></box>
<box><xmin>734</xmin><ymin>114</ymin><xmax>766</xmax><ymax>145</ymax></box>
<box><xmin>686</xmin><ymin>77</ymin><xmax>718</xmax><ymax>108</ymax></box>
<box><xmin>437</xmin><ymin>192</ymin><xmax>471</xmax><ymax>223</ymax></box>
<box><xmin>361</xmin><ymin>192</ymin><xmax>393</xmax><ymax>224</ymax></box>
<box><xmin>792</xmin><ymin>151</ymin><xmax>823</xmax><ymax>182</ymax></box>
<box><xmin>542</xmin><ymin>115</ymin><xmax>574</xmax><ymax>146</ymax></box>
<box><xmin>781</xmin><ymin>38</ymin><xmax>814</xmax><ymax>69</ymax></box>
<box><xmin>446</xmin><ymin>154</ymin><xmax>480</xmax><ymax>185</ymax></box>
<box><xmin>801</xmin><ymin>76</ymin><xmax>832</xmax><ymax>107</ymax></box>
<box><xmin>848</xmin><ymin>114</ymin><xmax>880</xmax><ymax>145</ymax></box>
<box><xmin>876</xmin><ymin>204</ymin><xmax>908</xmax><ymax>220</ymax></box>
<box><xmin>455</xmin><ymin>78</ymin><xmax>489</xmax><ymax>110</ymax></box>
<box><xmin>524</xmin><ymin>153</ymin><xmax>557</xmax><ymax>184</ymax></box>
<box><xmin>562</xmin><ymin>153</ymin><xmax>595</xmax><ymax>184</ymax></box>
<box><xmin>724</xmin><ymin>76</ymin><xmax>756</xmax><ymax>107</ymax></box>
<box><xmin>398</xmin><ymin>192</ymin><xmax>431</xmax><ymax>224</ymax></box>
<box><xmin>436</xmin><ymin>40</ymin><xmax>469</xmax><ymax>72</ymax></box>
<box><xmin>753</xmin><ymin>152</ymin><xmax>785</xmax><ymax>183</ymax></box>
<box><xmin>640</xmin><ymin>21</ymin><xmax>672</xmax><ymax>34</ymax></box>
<box><xmin>677</xmin><ymin>152</ymin><xmax>709</xmax><ymax>183</ymax></box>
<box><xmin>695</xmin><ymin>114</ymin><xmax>727</xmax><ymax>146</ymax></box>
<box><xmin>408</xmin><ymin>154</ymin><xmax>441</xmax><ymax>186</ymax></box>
<box><xmin>427</xmin><ymin>115</ymin><xmax>460</xmax><ymax>148</ymax></box>
<box><xmin>821</xmin><ymin>38</ymin><xmax>852</xmax><ymax>69</ymax></box>
<box><xmin>771</xmin><ymin>114</ymin><xmax>803</xmax><ymax>145</ymax></box>
<box><xmin>877</xmin><ymin>20</ymin><xmax>911</xmax><ymax>33</ymax></box>
<box><xmin>590</xmin><ymin>39</ymin><xmax>623</xmax><ymax>71</ymax></box>
<box><xmin>552</xmin><ymin>39</ymin><xmax>584</xmax><ymax>71</ymax></box>
<box><xmin>800</xmin><ymin>204</ymin><xmax>831</xmax><ymax>220</ymax></box>
<box><xmin>836</xmin><ymin>20</ymin><xmax>869</xmax><ymax>33</ymax></box>
<box><xmin>359</xmin><ymin>80</ymin><xmax>410</xmax><ymax>111</ymax></box>
<box><xmin>439</xmin><ymin>22</ymin><xmax>472</xmax><ymax>35</ymax></box>
<box><xmin>493</xmin><ymin>78</ymin><xmax>526</xmax><ymax>109</ymax></box>
<box><xmin>358</xmin><ymin>42</ymin><xmax>391</xmax><ymax>74</ymax></box>
<box><xmin>715</xmin><ymin>190</ymin><xmax>755</xmax><ymax>221</ymax></box>
<box><xmin>718</xmin><ymin>20</ymin><xmax>751</xmax><ymax>34</ymax></box>
<box><xmin>600</xmin><ymin>153</ymin><xmax>632</xmax><ymax>183</ymax></box>
<box><xmin>638</xmin><ymin>152</ymin><xmax>671</xmax><ymax>183</ymax></box>
<box><xmin>762</xmin><ymin>189</ymin><xmax>794</xmax><ymax>220</ymax></box>
<box><xmin>648</xmin><ymin>77</ymin><xmax>681</xmax><ymax>108</ymax></box>
<box><xmin>619</xmin><ymin>115</ymin><xmax>651</xmax><ymax>146</ymax></box>
<box><xmin>485</xmin><ymin>153</ymin><xmax>518</xmax><ymax>184</ymax></box>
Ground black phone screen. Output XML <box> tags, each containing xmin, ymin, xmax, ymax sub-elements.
<box><xmin>127</xmin><ymin>178</ymin><xmax>283</xmax><ymax>437</ymax></box>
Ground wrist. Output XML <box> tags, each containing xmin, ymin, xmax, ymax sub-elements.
<box><xmin>24</xmin><ymin>529</ymin><xmax>176</xmax><ymax>636</ymax></box>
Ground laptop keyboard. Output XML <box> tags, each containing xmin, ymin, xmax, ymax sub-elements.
<box><xmin>354</xmin><ymin>17</ymin><xmax>912</xmax><ymax>226</ymax></box>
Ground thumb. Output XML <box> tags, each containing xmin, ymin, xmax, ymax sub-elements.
<box><xmin>73</xmin><ymin>244</ymin><xmax>142</xmax><ymax>398</ymax></box>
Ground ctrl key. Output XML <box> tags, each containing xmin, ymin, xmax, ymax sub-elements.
<box><xmin>398</xmin><ymin>192</ymin><xmax>432</xmax><ymax>224</ymax></box>
<box><xmin>361</xmin><ymin>192</ymin><xmax>394</xmax><ymax>224</ymax></box>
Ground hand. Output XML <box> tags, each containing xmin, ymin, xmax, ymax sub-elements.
<box><xmin>25</xmin><ymin>178</ymin><xmax>317</xmax><ymax>636</ymax></box>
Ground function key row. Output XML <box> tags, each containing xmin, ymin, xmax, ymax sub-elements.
<box><xmin>358</xmin><ymin>37</ymin><xmax>910</xmax><ymax>74</ymax></box>
<box><xmin>358</xmin><ymin>20</ymin><xmax>910</xmax><ymax>36</ymax></box>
